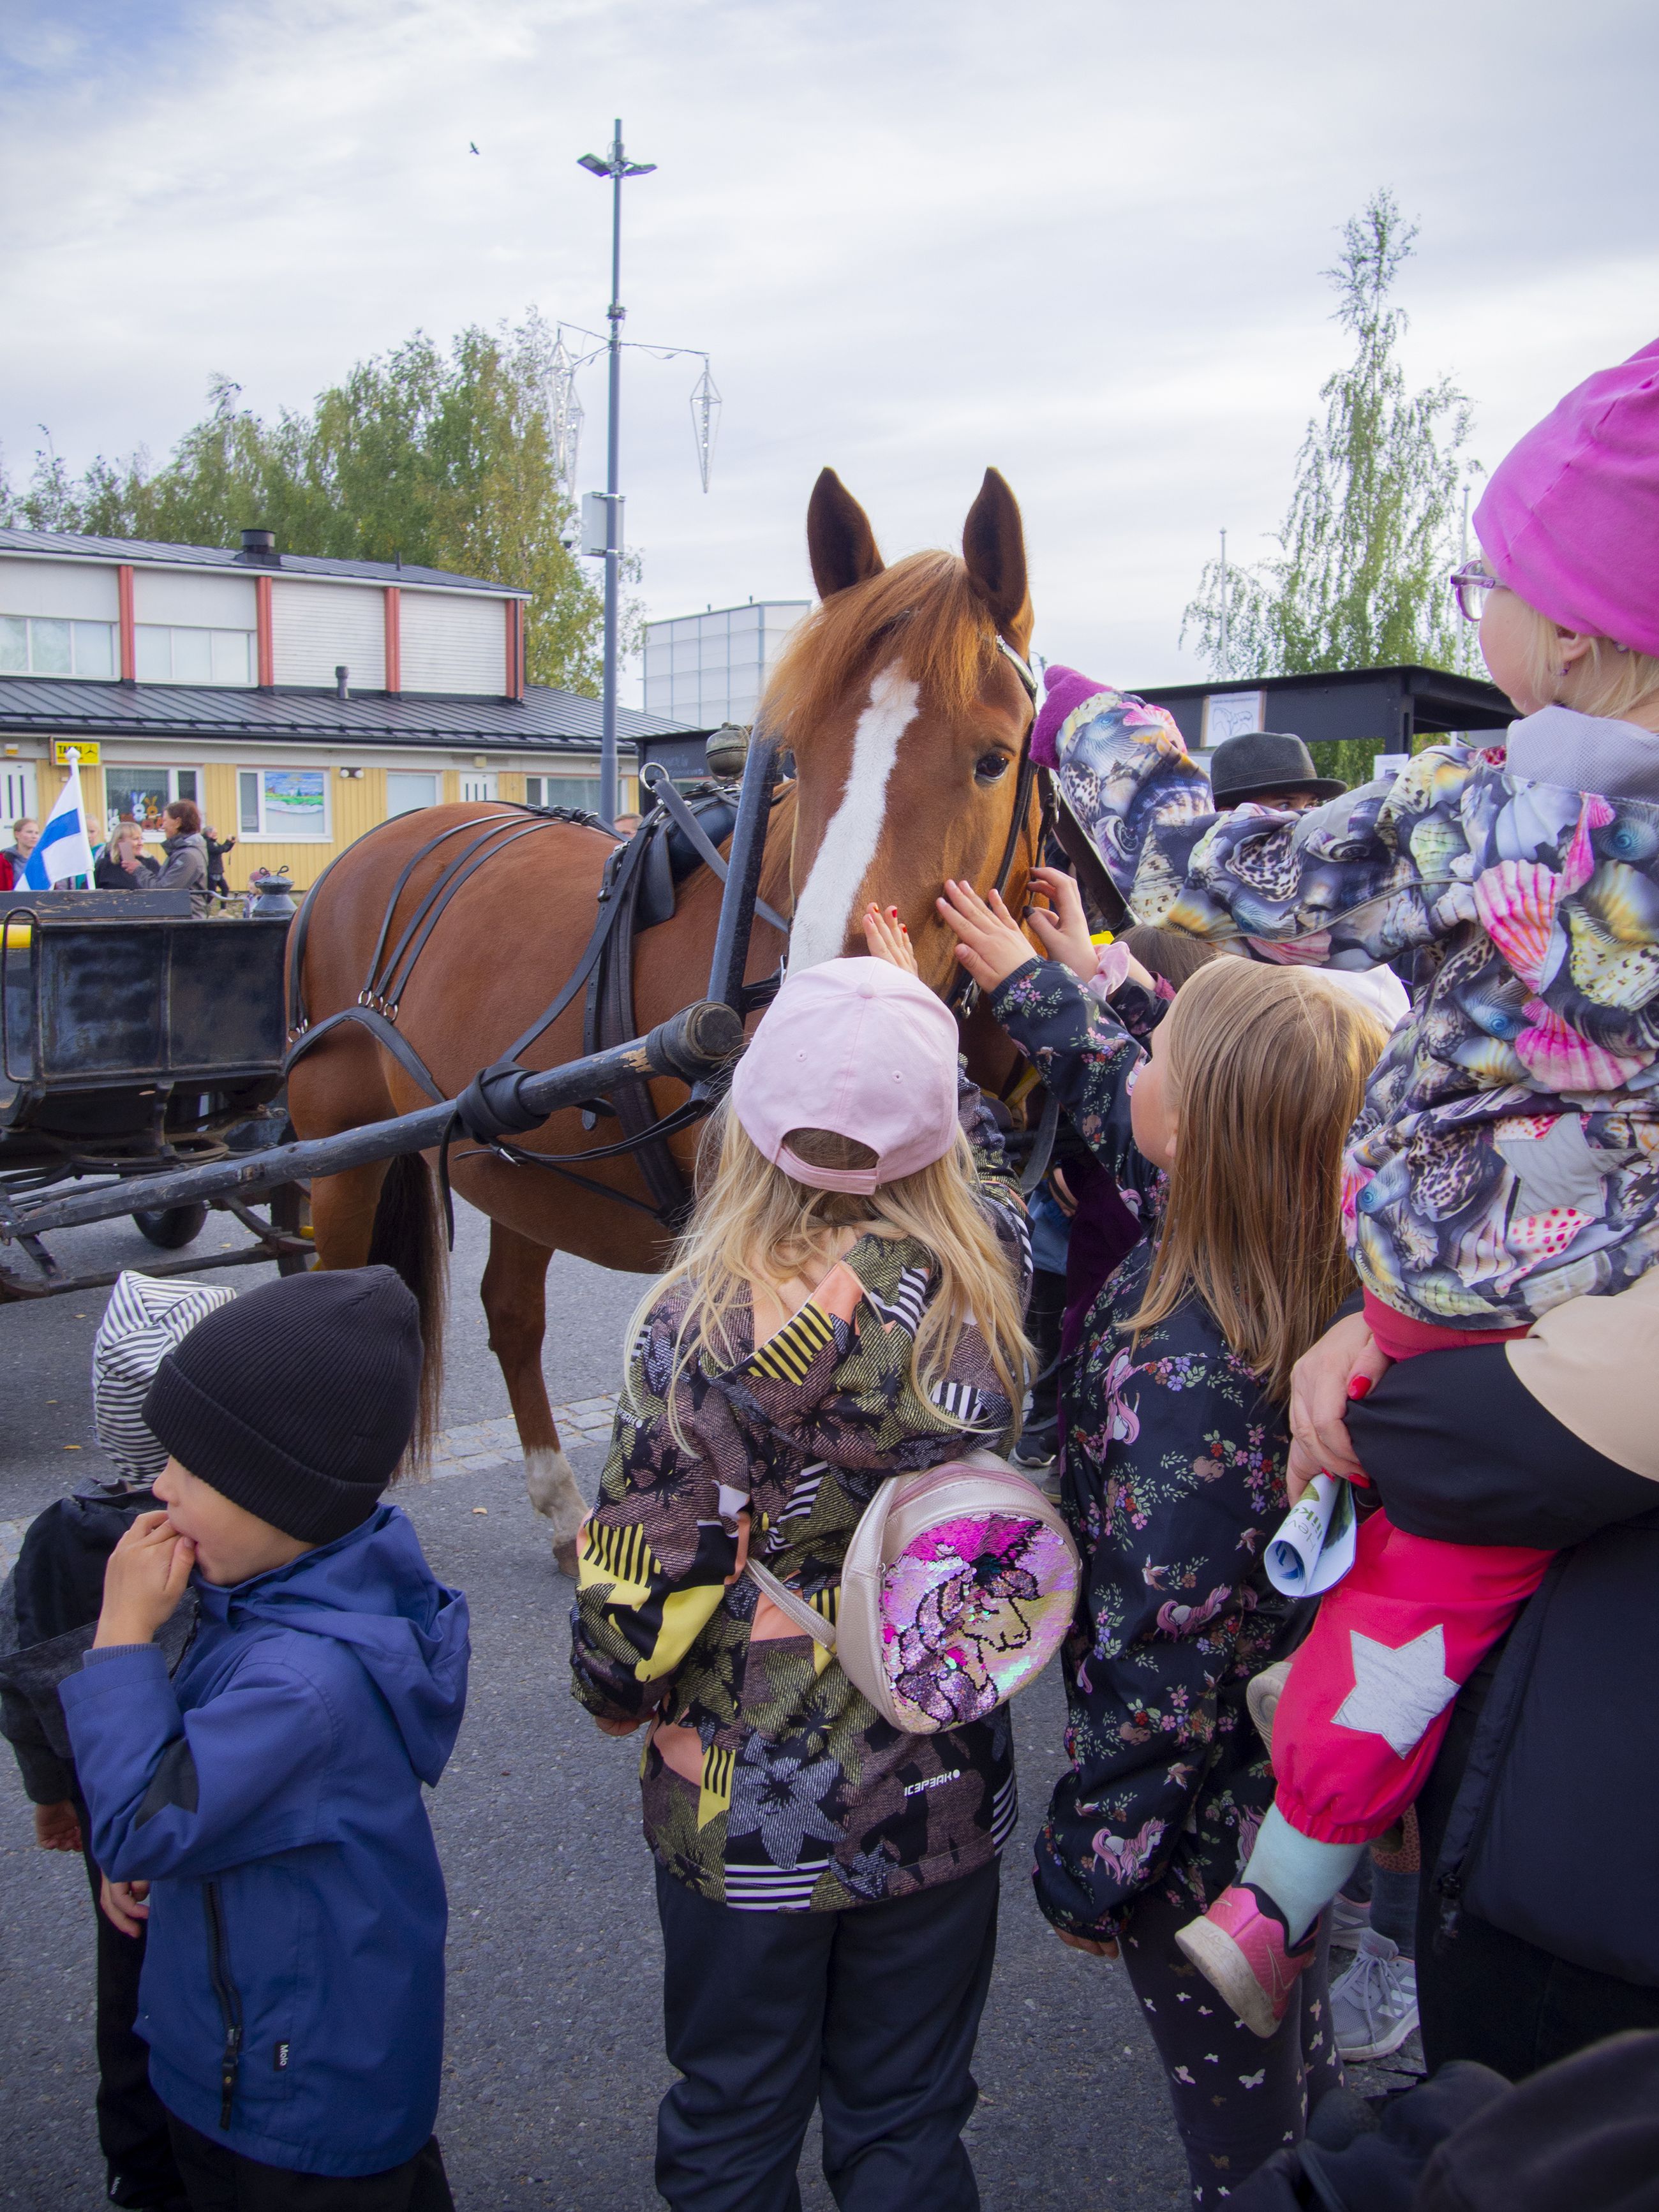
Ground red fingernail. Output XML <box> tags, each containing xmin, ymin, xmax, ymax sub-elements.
<box><xmin>1347</xmin><ymin>1376</ymin><xmax>1372</xmax><ymax>1400</ymax></box>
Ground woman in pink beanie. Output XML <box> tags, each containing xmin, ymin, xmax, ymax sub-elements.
<box><xmin>1022</xmin><ymin>336</ymin><xmax>1659</xmax><ymax>2072</ymax></box>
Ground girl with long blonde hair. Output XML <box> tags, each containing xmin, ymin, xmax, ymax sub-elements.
<box><xmin>570</xmin><ymin>907</ymin><xmax>1031</xmax><ymax>2210</ymax></box>
<box><xmin>941</xmin><ymin>876</ymin><xmax>1386</xmax><ymax>2208</ymax></box>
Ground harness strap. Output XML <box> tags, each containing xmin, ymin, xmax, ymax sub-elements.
<box><xmin>639</xmin><ymin>765</ymin><xmax>792</xmax><ymax>936</ymax></box>
<box><xmin>375</xmin><ymin>817</ymin><xmax>546</xmax><ymax>1011</ymax></box>
<box><xmin>282</xmin><ymin>1003</ymin><xmax>450</xmax><ymax>1103</ymax></box>
<box><xmin>362</xmin><ymin>812</ymin><xmax>531</xmax><ymax>1005</ymax></box>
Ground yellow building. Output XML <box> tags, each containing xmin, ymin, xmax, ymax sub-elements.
<box><xmin>0</xmin><ymin>525</ymin><xmax>704</xmax><ymax>890</ymax></box>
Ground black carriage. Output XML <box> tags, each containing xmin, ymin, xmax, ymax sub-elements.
<box><xmin>0</xmin><ymin>891</ymin><xmax>308</xmax><ymax>1298</ymax></box>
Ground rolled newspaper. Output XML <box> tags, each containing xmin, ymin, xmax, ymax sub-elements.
<box><xmin>1265</xmin><ymin>1473</ymin><xmax>1357</xmax><ymax>1597</ymax></box>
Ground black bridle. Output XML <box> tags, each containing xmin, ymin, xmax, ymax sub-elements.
<box><xmin>943</xmin><ymin>635</ymin><xmax>1046</xmax><ymax>1019</ymax></box>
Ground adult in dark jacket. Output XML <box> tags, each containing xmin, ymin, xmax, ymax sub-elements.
<box><xmin>138</xmin><ymin>801</ymin><xmax>209</xmax><ymax>916</ymax></box>
<box><xmin>201</xmin><ymin>828</ymin><xmax>235</xmax><ymax>898</ymax></box>
<box><xmin>1288</xmin><ymin>1275</ymin><xmax>1659</xmax><ymax>2079</ymax></box>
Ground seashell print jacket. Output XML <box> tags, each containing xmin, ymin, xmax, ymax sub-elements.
<box><xmin>1049</xmin><ymin>679</ymin><xmax>1659</xmax><ymax>1328</ymax></box>
<box><xmin>570</xmin><ymin>1079</ymin><xmax>1032</xmax><ymax>1912</ymax></box>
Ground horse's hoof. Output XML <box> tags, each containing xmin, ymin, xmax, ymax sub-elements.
<box><xmin>554</xmin><ymin>1537</ymin><xmax>579</xmax><ymax>1579</ymax></box>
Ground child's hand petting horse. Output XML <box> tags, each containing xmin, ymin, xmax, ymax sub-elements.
<box><xmin>1024</xmin><ymin>868</ymin><xmax>1098</xmax><ymax>981</ymax></box>
<box><xmin>935</xmin><ymin>880</ymin><xmax>1036</xmax><ymax>991</ymax></box>
<box><xmin>862</xmin><ymin>903</ymin><xmax>920</xmax><ymax>976</ymax></box>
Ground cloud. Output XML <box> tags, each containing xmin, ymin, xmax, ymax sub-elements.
<box><xmin>3</xmin><ymin>0</ymin><xmax>1656</xmax><ymax>691</ymax></box>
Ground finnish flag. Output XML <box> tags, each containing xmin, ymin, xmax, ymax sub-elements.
<box><xmin>21</xmin><ymin>752</ymin><xmax>96</xmax><ymax>889</ymax></box>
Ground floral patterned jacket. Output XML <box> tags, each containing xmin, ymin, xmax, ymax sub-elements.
<box><xmin>569</xmin><ymin>1083</ymin><xmax>1030</xmax><ymax>1911</ymax></box>
<box><xmin>1051</xmin><ymin>681</ymin><xmax>1659</xmax><ymax>1328</ymax></box>
<box><xmin>988</xmin><ymin>958</ymin><xmax>1308</xmax><ymax>1938</ymax></box>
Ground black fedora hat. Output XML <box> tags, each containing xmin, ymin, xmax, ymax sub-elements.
<box><xmin>1208</xmin><ymin>731</ymin><xmax>1346</xmax><ymax>808</ymax></box>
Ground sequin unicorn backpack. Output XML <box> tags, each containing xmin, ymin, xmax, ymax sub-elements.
<box><xmin>748</xmin><ymin>1451</ymin><xmax>1081</xmax><ymax>1733</ymax></box>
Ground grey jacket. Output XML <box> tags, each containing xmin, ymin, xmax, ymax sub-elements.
<box><xmin>140</xmin><ymin>831</ymin><xmax>209</xmax><ymax>916</ymax></box>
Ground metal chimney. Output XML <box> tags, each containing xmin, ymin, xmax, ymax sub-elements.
<box><xmin>334</xmin><ymin>665</ymin><xmax>350</xmax><ymax>699</ymax></box>
<box><xmin>237</xmin><ymin>528</ymin><xmax>279</xmax><ymax>565</ymax></box>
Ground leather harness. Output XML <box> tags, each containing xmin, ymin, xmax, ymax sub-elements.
<box><xmin>283</xmin><ymin>633</ymin><xmax>1050</xmax><ymax>1234</ymax></box>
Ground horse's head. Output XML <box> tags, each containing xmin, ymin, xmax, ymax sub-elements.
<box><xmin>767</xmin><ymin>468</ymin><xmax>1038</xmax><ymax>992</ymax></box>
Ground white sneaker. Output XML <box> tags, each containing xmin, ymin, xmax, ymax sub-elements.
<box><xmin>1246</xmin><ymin>1659</ymin><xmax>1292</xmax><ymax>1753</ymax></box>
<box><xmin>1332</xmin><ymin>1927</ymin><xmax>1419</xmax><ymax>2061</ymax></box>
<box><xmin>1330</xmin><ymin>1890</ymin><xmax>1372</xmax><ymax>1950</ymax></box>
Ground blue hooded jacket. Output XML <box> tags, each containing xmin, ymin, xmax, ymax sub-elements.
<box><xmin>61</xmin><ymin>1504</ymin><xmax>469</xmax><ymax>2178</ymax></box>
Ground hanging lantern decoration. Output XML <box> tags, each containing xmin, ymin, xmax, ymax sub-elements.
<box><xmin>690</xmin><ymin>361</ymin><xmax>722</xmax><ymax>494</ymax></box>
<box><xmin>549</xmin><ymin>330</ymin><xmax>585</xmax><ymax>491</ymax></box>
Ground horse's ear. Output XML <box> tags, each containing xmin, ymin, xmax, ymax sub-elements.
<box><xmin>962</xmin><ymin>468</ymin><xmax>1031</xmax><ymax>644</ymax></box>
<box><xmin>807</xmin><ymin>469</ymin><xmax>886</xmax><ymax>600</ymax></box>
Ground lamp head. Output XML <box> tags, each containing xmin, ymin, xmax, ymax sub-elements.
<box><xmin>577</xmin><ymin>152</ymin><xmax>611</xmax><ymax>176</ymax></box>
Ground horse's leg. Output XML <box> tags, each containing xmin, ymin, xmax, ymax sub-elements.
<box><xmin>480</xmin><ymin>1217</ymin><xmax>586</xmax><ymax>1577</ymax></box>
<box><xmin>308</xmin><ymin>1161</ymin><xmax>391</xmax><ymax>1272</ymax></box>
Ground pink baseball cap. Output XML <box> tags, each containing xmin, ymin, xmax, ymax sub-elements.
<box><xmin>1475</xmin><ymin>336</ymin><xmax>1659</xmax><ymax>657</ymax></box>
<box><xmin>729</xmin><ymin>956</ymin><xmax>962</xmax><ymax>1194</ymax></box>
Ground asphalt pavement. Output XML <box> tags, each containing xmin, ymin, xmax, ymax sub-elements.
<box><xmin>0</xmin><ymin>1199</ymin><xmax>1399</xmax><ymax>2211</ymax></box>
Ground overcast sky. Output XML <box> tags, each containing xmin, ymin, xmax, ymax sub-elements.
<box><xmin>3</xmin><ymin>0</ymin><xmax>1656</xmax><ymax>695</ymax></box>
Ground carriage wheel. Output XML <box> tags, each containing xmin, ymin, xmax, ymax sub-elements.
<box><xmin>269</xmin><ymin>1180</ymin><xmax>315</xmax><ymax>1276</ymax></box>
<box><xmin>132</xmin><ymin>1203</ymin><xmax>209</xmax><ymax>1250</ymax></box>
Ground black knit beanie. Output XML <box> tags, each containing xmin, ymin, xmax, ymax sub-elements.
<box><xmin>142</xmin><ymin>1266</ymin><xmax>423</xmax><ymax>1544</ymax></box>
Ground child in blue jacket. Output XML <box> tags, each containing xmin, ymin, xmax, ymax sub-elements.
<box><xmin>61</xmin><ymin>1266</ymin><xmax>469</xmax><ymax>2211</ymax></box>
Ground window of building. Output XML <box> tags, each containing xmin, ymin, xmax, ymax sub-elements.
<box><xmin>104</xmin><ymin>767</ymin><xmax>201</xmax><ymax>836</ymax></box>
<box><xmin>525</xmin><ymin>776</ymin><xmax>612</xmax><ymax>814</ymax></box>
<box><xmin>385</xmin><ymin>771</ymin><xmax>438</xmax><ymax>817</ymax></box>
<box><xmin>237</xmin><ymin>768</ymin><xmax>331</xmax><ymax>840</ymax></box>
<box><xmin>135</xmin><ymin>626</ymin><xmax>255</xmax><ymax>687</ymax></box>
<box><xmin>0</xmin><ymin>615</ymin><xmax>117</xmax><ymax>679</ymax></box>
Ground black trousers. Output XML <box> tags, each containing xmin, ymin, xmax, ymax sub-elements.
<box><xmin>165</xmin><ymin>2116</ymin><xmax>453</xmax><ymax>2212</ymax></box>
<box><xmin>654</xmin><ymin>1858</ymin><xmax>1001</xmax><ymax>2212</ymax></box>
<box><xmin>1415</xmin><ymin>1659</ymin><xmax>1659</xmax><ymax>2079</ymax></box>
<box><xmin>78</xmin><ymin>1832</ymin><xmax>188</xmax><ymax>2210</ymax></box>
<box><xmin>1119</xmin><ymin>1885</ymin><xmax>1341</xmax><ymax>2209</ymax></box>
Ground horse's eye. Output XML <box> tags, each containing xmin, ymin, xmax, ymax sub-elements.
<box><xmin>975</xmin><ymin>752</ymin><xmax>1010</xmax><ymax>785</ymax></box>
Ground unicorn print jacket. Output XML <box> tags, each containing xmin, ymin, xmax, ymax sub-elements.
<box><xmin>986</xmin><ymin>958</ymin><xmax>1308</xmax><ymax>1940</ymax></box>
<box><xmin>1049</xmin><ymin>677</ymin><xmax>1659</xmax><ymax>1328</ymax></box>
<box><xmin>570</xmin><ymin>1081</ymin><xmax>1030</xmax><ymax>1913</ymax></box>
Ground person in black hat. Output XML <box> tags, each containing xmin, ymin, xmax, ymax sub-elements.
<box><xmin>1207</xmin><ymin>730</ymin><xmax>1346</xmax><ymax>813</ymax></box>
<box><xmin>59</xmin><ymin>1268</ymin><xmax>468</xmax><ymax>2211</ymax></box>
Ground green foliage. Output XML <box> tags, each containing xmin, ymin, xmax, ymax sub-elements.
<box><xmin>1184</xmin><ymin>189</ymin><xmax>1475</xmax><ymax>683</ymax></box>
<box><xmin>0</xmin><ymin>315</ymin><xmax>621</xmax><ymax>694</ymax></box>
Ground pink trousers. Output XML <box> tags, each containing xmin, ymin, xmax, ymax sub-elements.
<box><xmin>1272</xmin><ymin>1295</ymin><xmax>1551</xmax><ymax>1846</ymax></box>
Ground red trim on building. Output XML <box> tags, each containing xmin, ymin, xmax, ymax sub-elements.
<box><xmin>503</xmin><ymin>598</ymin><xmax>524</xmax><ymax>699</ymax></box>
<box><xmin>255</xmin><ymin>574</ymin><xmax>274</xmax><ymax>687</ymax></box>
<box><xmin>117</xmin><ymin>564</ymin><xmax>136</xmax><ymax>681</ymax></box>
<box><xmin>384</xmin><ymin>586</ymin><xmax>401</xmax><ymax>694</ymax></box>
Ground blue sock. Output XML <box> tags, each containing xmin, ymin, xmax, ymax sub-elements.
<box><xmin>1240</xmin><ymin>1806</ymin><xmax>1365</xmax><ymax>1945</ymax></box>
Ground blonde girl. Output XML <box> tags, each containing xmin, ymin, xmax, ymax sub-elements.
<box><xmin>570</xmin><ymin>907</ymin><xmax>1030</xmax><ymax>2212</ymax></box>
<box><xmin>940</xmin><ymin>876</ymin><xmax>1385</xmax><ymax>2210</ymax></box>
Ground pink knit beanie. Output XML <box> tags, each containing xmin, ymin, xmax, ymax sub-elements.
<box><xmin>1474</xmin><ymin>337</ymin><xmax>1659</xmax><ymax>658</ymax></box>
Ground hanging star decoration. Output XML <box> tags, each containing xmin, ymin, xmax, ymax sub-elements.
<box><xmin>1331</xmin><ymin>1625</ymin><xmax>1460</xmax><ymax>1758</ymax></box>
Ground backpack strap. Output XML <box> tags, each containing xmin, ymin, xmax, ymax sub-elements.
<box><xmin>745</xmin><ymin>1558</ymin><xmax>838</xmax><ymax>1652</ymax></box>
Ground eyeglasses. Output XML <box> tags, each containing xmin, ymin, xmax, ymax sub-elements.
<box><xmin>1448</xmin><ymin>561</ymin><xmax>1502</xmax><ymax>624</ymax></box>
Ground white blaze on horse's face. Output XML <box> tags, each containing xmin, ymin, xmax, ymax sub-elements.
<box><xmin>787</xmin><ymin>664</ymin><xmax>921</xmax><ymax>974</ymax></box>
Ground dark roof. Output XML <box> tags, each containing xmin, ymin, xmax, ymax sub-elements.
<box><xmin>1135</xmin><ymin>663</ymin><xmax>1514</xmax><ymax>738</ymax></box>
<box><xmin>0</xmin><ymin>675</ymin><xmax>704</xmax><ymax>752</ymax></box>
<box><xmin>0</xmin><ymin>524</ymin><xmax>524</xmax><ymax>598</ymax></box>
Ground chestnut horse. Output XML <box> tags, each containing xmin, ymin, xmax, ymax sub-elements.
<box><xmin>286</xmin><ymin>467</ymin><xmax>1039</xmax><ymax>1571</ymax></box>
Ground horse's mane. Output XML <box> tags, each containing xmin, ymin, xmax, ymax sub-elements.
<box><xmin>762</xmin><ymin>551</ymin><xmax>1001</xmax><ymax>739</ymax></box>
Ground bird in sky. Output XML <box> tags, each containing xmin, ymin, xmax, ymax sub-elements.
<box><xmin>468</xmin><ymin>141</ymin><xmax>479</xmax><ymax>154</ymax></box>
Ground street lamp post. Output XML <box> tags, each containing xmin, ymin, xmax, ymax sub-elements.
<box><xmin>578</xmin><ymin>119</ymin><xmax>656</xmax><ymax>826</ymax></box>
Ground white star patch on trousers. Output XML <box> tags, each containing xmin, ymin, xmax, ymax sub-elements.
<box><xmin>1330</xmin><ymin>1624</ymin><xmax>1459</xmax><ymax>1758</ymax></box>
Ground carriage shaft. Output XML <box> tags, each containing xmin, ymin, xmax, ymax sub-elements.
<box><xmin>1</xmin><ymin>1000</ymin><xmax>742</xmax><ymax>1241</ymax></box>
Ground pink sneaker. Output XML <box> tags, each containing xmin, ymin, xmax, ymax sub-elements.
<box><xmin>1175</xmin><ymin>1885</ymin><xmax>1319</xmax><ymax>2038</ymax></box>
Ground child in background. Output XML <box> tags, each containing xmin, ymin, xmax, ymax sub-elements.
<box><xmin>572</xmin><ymin>909</ymin><xmax>1031</xmax><ymax>2212</ymax></box>
<box><xmin>1029</xmin><ymin>339</ymin><xmax>1659</xmax><ymax>2037</ymax></box>
<box><xmin>60</xmin><ymin>1268</ymin><xmax>468</xmax><ymax>2212</ymax></box>
<box><xmin>939</xmin><ymin>877</ymin><xmax>1385</xmax><ymax>2208</ymax></box>
<box><xmin>0</xmin><ymin>1274</ymin><xmax>233</xmax><ymax>2212</ymax></box>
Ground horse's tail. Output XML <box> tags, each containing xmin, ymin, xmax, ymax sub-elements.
<box><xmin>366</xmin><ymin>1152</ymin><xmax>448</xmax><ymax>1473</ymax></box>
